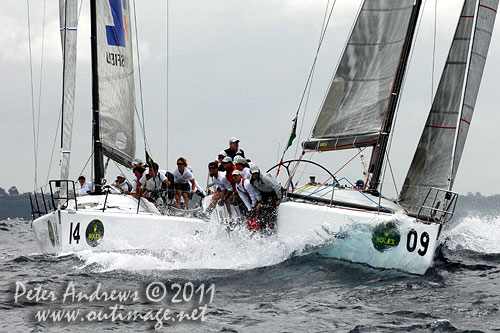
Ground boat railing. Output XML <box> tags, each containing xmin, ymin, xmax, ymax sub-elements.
<box><xmin>29</xmin><ymin>180</ymin><xmax>77</xmax><ymax>219</ymax></box>
<box><xmin>416</xmin><ymin>187</ymin><xmax>458</xmax><ymax>223</ymax></box>
<box><xmin>29</xmin><ymin>185</ymin><xmax>52</xmax><ymax>220</ymax></box>
<box><xmin>48</xmin><ymin>180</ymin><xmax>78</xmax><ymax>212</ymax></box>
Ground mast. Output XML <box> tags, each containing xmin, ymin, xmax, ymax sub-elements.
<box><xmin>90</xmin><ymin>0</ymin><xmax>104</xmax><ymax>194</ymax></box>
<box><xmin>367</xmin><ymin>0</ymin><xmax>422</xmax><ymax>193</ymax></box>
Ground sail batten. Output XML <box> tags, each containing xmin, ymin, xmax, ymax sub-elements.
<box><xmin>304</xmin><ymin>0</ymin><xmax>418</xmax><ymax>152</ymax></box>
<box><xmin>400</xmin><ymin>0</ymin><xmax>498</xmax><ymax>216</ymax></box>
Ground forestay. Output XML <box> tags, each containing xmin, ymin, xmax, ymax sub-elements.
<box><xmin>96</xmin><ymin>0</ymin><xmax>136</xmax><ymax>166</ymax></box>
<box><xmin>59</xmin><ymin>0</ymin><xmax>78</xmax><ymax>198</ymax></box>
<box><xmin>400</xmin><ymin>0</ymin><xmax>498</xmax><ymax>216</ymax></box>
<box><xmin>303</xmin><ymin>0</ymin><xmax>416</xmax><ymax>151</ymax></box>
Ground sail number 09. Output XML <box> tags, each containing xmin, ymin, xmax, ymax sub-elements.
<box><xmin>406</xmin><ymin>230</ymin><xmax>429</xmax><ymax>256</ymax></box>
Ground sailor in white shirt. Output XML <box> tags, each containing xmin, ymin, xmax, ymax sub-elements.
<box><xmin>233</xmin><ymin>169</ymin><xmax>258</xmax><ymax>214</ymax></box>
<box><xmin>173</xmin><ymin>157</ymin><xmax>196</xmax><ymax>209</ymax></box>
<box><xmin>233</xmin><ymin>155</ymin><xmax>251</xmax><ymax>179</ymax></box>
<box><xmin>206</xmin><ymin>161</ymin><xmax>233</xmax><ymax>216</ymax></box>
<box><xmin>77</xmin><ymin>175</ymin><xmax>92</xmax><ymax>196</ymax></box>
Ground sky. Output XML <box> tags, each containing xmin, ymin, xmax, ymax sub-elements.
<box><xmin>1</xmin><ymin>0</ymin><xmax>499</xmax><ymax>197</ymax></box>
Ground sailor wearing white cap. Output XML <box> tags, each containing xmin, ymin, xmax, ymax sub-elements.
<box><xmin>113</xmin><ymin>173</ymin><xmax>132</xmax><ymax>193</ymax></box>
<box><xmin>233</xmin><ymin>155</ymin><xmax>251</xmax><ymax>179</ymax></box>
<box><xmin>224</xmin><ymin>136</ymin><xmax>245</xmax><ymax>160</ymax></box>
<box><xmin>233</xmin><ymin>169</ymin><xmax>258</xmax><ymax>213</ymax></box>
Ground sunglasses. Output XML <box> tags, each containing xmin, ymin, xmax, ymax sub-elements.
<box><xmin>177</xmin><ymin>163</ymin><xmax>185</xmax><ymax>166</ymax></box>
<box><xmin>209</xmin><ymin>166</ymin><xmax>218</xmax><ymax>169</ymax></box>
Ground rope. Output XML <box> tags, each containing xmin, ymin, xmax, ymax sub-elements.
<box><xmin>293</xmin><ymin>0</ymin><xmax>337</xmax><ymax>159</ymax></box>
<box><xmin>386</xmin><ymin>151</ymin><xmax>399</xmax><ymax>198</ymax></box>
<box><xmin>46</xmin><ymin>109</ymin><xmax>62</xmax><ymax>184</ymax></box>
<box><xmin>166</xmin><ymin>0</ymin><xmax>170</xmax><ymax>168</ymax></box>
<box><xmin>431</xmin><ymin>0</ymin><xmax>437</xmax><ymax>102</ymax></box>
<box><xmin>26</xmin><ymin>0</ymin><xmax>38</xmax><ymax>190</ymax></box>
<box><xmin>35</xmin><ymin>0</ymin><xmax>47</xmax><ymax>184</ymax></box>
<box><xmin>132</xmin><ymin>0</ymin><xmax>147</xmax><ymax>152</ymax></box>
<box><xmin>290</xmin><ymin>177</ymin><xmax>392</xmax><ymax>213</ymax></box>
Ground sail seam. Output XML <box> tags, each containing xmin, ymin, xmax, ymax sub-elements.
<box><xmin>480</xmin><ymin>4</ymin><xmax>497</xmax><ymax>12</ymax></box>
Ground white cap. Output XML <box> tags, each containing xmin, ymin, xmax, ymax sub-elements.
<box><xmin>250</xmin><ymin>165</ymin><xmax>260</xmax><ymax>174</ymax></box>
<box><xmin>222</xmin><ymin>156</ymin><xmax>233</xmax><ymax>163</ymax></box>
<box><xmin>233</xmin><ymin>155</ymin><xmax>246</xmax><ymax>165</ymax></box>
<box><xmin>232</xmin><ymin>170</ymin><xmax>241</xmax><ymax>177</ymax></box>
<box><xmin>132</xmin><ymin>158</ymin><xmax>143</xmax><ymax>166</ymax></box>
<box><xmin>117</xmin><ymin>173</ymin><xmax>126</xmax><ymax>178</ymax></box>
<box><xmin>218</xmin><ymin>151</ymin><xmax>227</xmax><ymax>157</ymax></box>
<box><xmin>229</xmin><ymin>137</ymin><xmax>240</xmax><ymax>144</ymax></box>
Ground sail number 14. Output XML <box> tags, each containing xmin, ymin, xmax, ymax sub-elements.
<box><xmin>69</xmin><ymin>222</ymin><xmax>80</xmax><ymax>244</ymax></box>
<box><xmin>406</xmin><ymin>230</ymin><xmax>429</xmax><ymax>256</ymax></box>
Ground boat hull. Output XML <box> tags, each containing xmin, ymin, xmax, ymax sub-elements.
<box><xmin>276</xmin><ymin>201</ymin><xmax>441</xmax><ymax>275</ymax></box>
<box><xmin>32</xmin><ymin>210</ymin><xmax>207</xmax><ymax>253</ymax></box>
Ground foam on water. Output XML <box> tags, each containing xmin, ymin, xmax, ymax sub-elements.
<box><xmin>442</xmin><ymin>214</ymin><xmax>500</xmax><ymax>253</ymax></box>
<box><xmin>75</xmin><ymin>220</ymin><xmax>306</xmax><ymax>273</ymax></box>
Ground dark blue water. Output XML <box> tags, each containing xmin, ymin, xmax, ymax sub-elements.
<box><xmin>1</xmin><ymin>208</ymin><xmax>500</xmax><ymax>332</ymax></box>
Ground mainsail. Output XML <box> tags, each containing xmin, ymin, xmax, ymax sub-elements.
<box><xmin>59</xmin><ymin>0</ymin><xmax>78</xmax><ymax>197</ymax></box>
<box><xmin>303</xmin><ymin>0</ymin><xmax>418</xmax><ymax>152</ymax></box>
<box><xmin>96</xmin><ymin>0</ymin><xmax>136</xmax><ymax>167</ymax></box>
<box><xmin>400</xmin><ymin>0</ymin><xmax>498</xmax><ymax>216</ymax></box>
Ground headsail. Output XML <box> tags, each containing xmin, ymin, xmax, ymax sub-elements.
<box><xmin>303</xmin><ymin>0</ymin><xmax>418</xmax><ymax>152</ymax></box>
<box><xmin>399</xmin><ymin>0</ymin><xmax>498</xmax><ymax>216</ymax></box>
<box><xmin>96</xmin><ymin>0</ymin><xmax>136</xmax><ymax>167</ymax></box>
<box><xmin>59</xmin><ymin>0</ymin><xmax>78</xmax><ymax>197</ymax></box>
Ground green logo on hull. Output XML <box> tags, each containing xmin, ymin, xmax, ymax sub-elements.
<box><xmin>371</xmin><ymin>222</ymin><xmax>400</xmax><ymax>252</ymax></box>
<box><xmin>85</xmin><ymin>219</ymin><xmax>104</xmax><ymax>247</ymax></box>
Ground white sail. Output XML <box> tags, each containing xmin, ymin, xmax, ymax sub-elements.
<box><xmin>59</xmin><ymin>0</ymin><xmax>78</xmax><ymax>198</ymax></box>
<box><xmin>400</xmin><ymin>0</ymin><xmax>498</xmax><ymax>216</ymax></box>
<box><xmin>303</xmin><ymin>0</ymin><xmax>417</xmax><ymax>151</ymax></box>
<box><xmin>96</xmin><ymin>0</ymin><xmax>136</xmax><ymax>166</ymax></box>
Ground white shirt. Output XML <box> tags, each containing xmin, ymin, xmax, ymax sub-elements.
<box><xmin>240</xmin><ymin>167</ymin><xmax>251</xmax><ymax>179</ymax></box>
<box><xmin>77</xmin><ymin>181</ymin><xmax>92</xmax><ymax>196</ymax></box>
<box><xmin>145</xmin><ymin>173</ymin><xmax>168</xmax><ymax>192</ymax></box>
<box><xmin>212</xmin><ymin>171</ymin><xmax>233</xmax><ymax>192</ymax></box>
<box><xmin>236</xmin><ymin>178</ymin><xmax>257</xmax><ymax>210</ymax></box>
<box><xmin>173</xmin><ymin>168</ymin><xmax>194</xmax><ymax>184</ymax></box>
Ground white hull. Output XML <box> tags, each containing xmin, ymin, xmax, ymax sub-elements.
<box><xmin>276</xmin><ymin>201</ymin><xmax>441</xmax><ymax>275</ymax></box>
<box><xmin>32</xmin><ymin>193</ymin><xmax>442</xmax><ymax>275</ymax></box>
<box><xmin>32</xmin><ymin>194</ymin><xmax>207</xmax><ymax>253</ymax></box>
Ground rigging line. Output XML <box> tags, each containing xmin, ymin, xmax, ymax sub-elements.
<box><xmin>46</xmin><ymin>108</ymin><xmax>62</xmax><ymax>185</ymax></box>
<box><xmin>292</xmin><ymin>0</ymin><xmax>337</xmax><ymax>159</ymax></box>
<box><xmin>291</xmin><ymin>1</ymin><xmax>337</xmax><ymax>184</ymax></box>
<box><xmin>77</xmin><ymin>0</ymin><xmax>84</xmax><ymax>21</ymax></box>
<box><xmin>308</xmin><ymin>0</ymin><xmax>363</xmax><ymax>142</ymax></box>
<box><xmin>385</xmin><ymin>150</ymin><xmax>399</xmax><ymax>198</ymax></box>
<box><xmin>373</xmin><ymin>0</ymin><xmax>429</xmax><ymax>190</ymax></box>
<box><xmin>166</xmin><ymin>0</ymin><xmax>169</xmax><ymax>168</ymax></box>
<box><xmin>78</xmin><ymin>152</ymin><xmax>94</xmax><ymax>178</ymax></box>
<box><xmin>27</xmin><ymin>0</ymin><xmax>38</xmax><ymax>190</ymax></box>
<box><xmin>431</xmin><ymin>0</ymin><xmax>437</xmax><ymax>102</ymax></box>
<box><xmin>35</xmin><ymin>0</ymin><xmax>47</xmax><ymax>175</ymax></box>
<box><xmin>132</xmin><ymin>0</ymin><xmax>147</xmax><ymax>151</ymax></box>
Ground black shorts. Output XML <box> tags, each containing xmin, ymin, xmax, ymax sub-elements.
<box><xmin>174</xmin><ymin>182</ymin><xmax>191</xmax><ymax>193</ymax></box>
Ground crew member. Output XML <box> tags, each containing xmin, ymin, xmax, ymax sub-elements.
<box><xmin>249</xmin><ymin>165</ymin><xmax>283</xmax><ymax>231</ymax></box>
<box><xmin>112</xmin><ymin>173</ymin><xmax>132</xmax><ymax>193</ymax></box>
<box><xmin>224</xmin><ymin>137</ymin><xmax>245</xmax><ymax>160</ymax></box>
<box><xmin>77</xmin><ymin>176</ymin><xmax>92</xmax><ymax>196</ymax></box>
<box><xmin>206</xmin><ymin>161</ymin><xmax>233</xmax><ymax>216</ymax></box>
<box><xmin>233</xmin><ymin>169</ymin><xmax>258</xmax><ymax>217</ymax></box>
<box><xmin>145</xmin><ymin>163</ymin><xmax>171</xmax><ymax>202</ymax></box>
<box><xmin>173</xmin><ymin>157</ymin><xmax>196</xmax><ymax>210</ymax></box>
<box><xmin>234</xmin><ymin>156</ymin><xmax>251</xmax><ymax>179</ymax></box>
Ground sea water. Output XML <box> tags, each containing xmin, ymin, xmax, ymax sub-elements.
<box><xmin>1</xmin><ymin>202</ymin><xmax>500</xmax><ymax>332</ymax></box>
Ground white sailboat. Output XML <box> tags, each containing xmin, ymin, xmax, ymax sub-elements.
<box><xmin>30</xmin><ymin>0</ymin><xmax>207</xmax><ymax>253</ymax></box>
<box><xmin>271</xmin><ymin>0</ymin><xmax>498</xmax><ymax>274</ymax></box>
